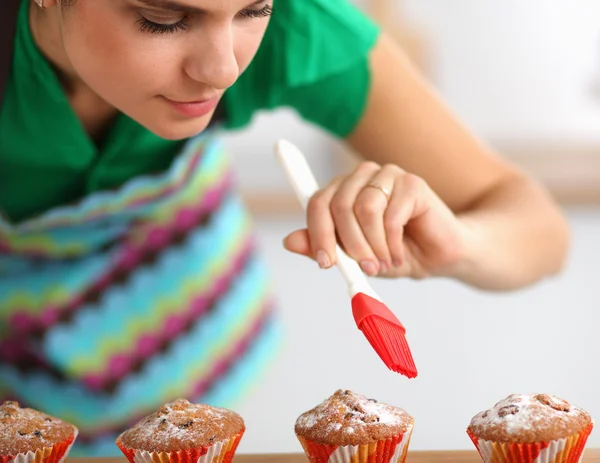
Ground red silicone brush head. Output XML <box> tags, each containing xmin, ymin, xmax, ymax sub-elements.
<box><xmin>351</xmin><ymin>292</ymin><xmax>418</xmax><ymax>378</ymax></box>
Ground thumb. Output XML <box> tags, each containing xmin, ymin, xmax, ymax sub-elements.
<box><xmin>282</xmin><ymin>229</ymin><xmax>313</xmax><ymax>258</ymax></box>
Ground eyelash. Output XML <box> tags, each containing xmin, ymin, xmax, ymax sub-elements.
<box><xmin>137</xmin><ymin>17</ymin><xmax>190</xmax><ymax>34</ymax></box>
<box><xmin>239</xmin><ymin>4</ymin><xmax>272</xmax><ymax>18</ymax></box>
<box><xmin>137</xmin><ymin>4</ymin><xmax>273</xmax><ymax>35</ymax></box>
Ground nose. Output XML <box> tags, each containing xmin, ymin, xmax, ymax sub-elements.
<box><xmin>184</xmin><ymin>24</ymin><xmax>240</xmax><ymax>91</ymax></box>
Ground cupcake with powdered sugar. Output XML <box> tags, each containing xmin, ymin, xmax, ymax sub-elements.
<box><xmin>116</xmin><ymin>398</ymin><xmax>244</xmax><ymax>463</ymax></box>
<box><xmin>0</xmin><ymin>401</ymin><xmax>78</xmax><ymax>463</ymax></box>
<box><xmin>295</xmin><ymin>389</ymin><xmax>413</xmax><ymax>463</ymax></box>
<box><xmin>467</xmin><ymin>393</ymin><xmax>593</xmax><ymax>463</ymax></box>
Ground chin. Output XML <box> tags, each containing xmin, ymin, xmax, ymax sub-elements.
<box><xmin>140</xmin><ymin>114</ymin><xmax>214</xmax><ymax>141</ymax></box>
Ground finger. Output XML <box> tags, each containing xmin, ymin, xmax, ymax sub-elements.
<box><xmin>354</xmin><ymin>165</ymin><xmax>398</xmax><ymax>273</ymax></box>
<box><xmin>305</xmin><ymin>177</ymin><xmax>344</xmax><ymax>268</ymax></box>
<box><xmin>330</xmin><ymin>162</ymin><xmax>381</xmax><ymax>276</ymax></box>
<box><xmin>384</xmin><ymin>172</ymin><xmax>428</xmax><ymax>267</ymax></box>
<box><xmin>283</xmin><ymin>229</ymin><xmax>312</xmax><ymax>258</ymax></box>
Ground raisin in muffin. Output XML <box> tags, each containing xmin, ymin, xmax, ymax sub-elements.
<box><xmin>116</xmin><ymin>398</ymin><xmax>245</xmax><ymax>463</ymax></box>
<box><xmin>295</xmin><ymin>390</ymin><xmax>413</xmax><ymax>463</ymax></box>
<box><xmin>0</xmin><ymin>401</ymin><xmax>78</xmax><ymax>463</ymax></box>
<box><xmin>467</xmin><ymin>393</ymin><xmax>594</xmax><ymax>463</ymax></box>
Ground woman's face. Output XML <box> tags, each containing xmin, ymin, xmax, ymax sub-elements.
<box><xmin>55</xmin><ymin>0</ymin><xmax>272</xmax><ymax>139</ymax></box>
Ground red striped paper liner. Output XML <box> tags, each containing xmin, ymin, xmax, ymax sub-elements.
<box><xmin>116</xmin><ymin>428</ymin><xmax>244</xmax><ymax>463</ymax></box>
<box><xmin>467</xmin><ymin>421</ymin><xmax>593</xmax><ymax>463</ymax></box>
<box><xmin>296</xmin><ymin>423</ymin><xmax>413</xmax><ymax>463</ymax></box>
<box><xmin>0</xmin><ymin>430</ymin><xmax>77</xmax><ymax>463</ymax></box>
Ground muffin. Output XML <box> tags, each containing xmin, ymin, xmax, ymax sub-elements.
<box><xmin>295</xmin><ymin>389</ymin><xmax>414</xmax><ymax>463</ymax></box>
<box><xmin>0</xmin><ymin>401</ymin><xmax>78</xmax><ymax>463</ymax></box>
<box><xmin>467</xmin><ymin>393</ymin><xmax>594</xmax><ymax>463</ymax></box>
<box><xmin>116</xmin><ymin>398</ymin><xmax>245</xmax><ymax>463</ymax></box>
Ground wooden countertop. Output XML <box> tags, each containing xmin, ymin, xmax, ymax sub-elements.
<box><xmin>86</xmin><ymin>449</ymin><xmax>600</xmax><ymax>462</ymax></box>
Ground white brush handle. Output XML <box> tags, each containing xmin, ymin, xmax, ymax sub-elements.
<box><xmin>275</xmin><ymin>139</ymin><xmax>382</xmax><ymax>301</ymax></box>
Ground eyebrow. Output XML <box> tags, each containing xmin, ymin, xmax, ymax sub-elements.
<box><xmin>136</xmin><ymin>0</ymin><xmax>265</xmax><ymax>14</ymax></box>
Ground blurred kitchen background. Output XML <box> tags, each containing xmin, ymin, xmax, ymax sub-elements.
<box><xmin>220</xmin><ymin>0</ymin><xmax>600</xmax><ymax>454</ymax></box>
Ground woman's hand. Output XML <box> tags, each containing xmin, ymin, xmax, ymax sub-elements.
<box><xmin>285</xmin><ymin>33</ymin><xmax>568</xmax><ymax>290</ymax></box>
<box><xmin>283</xmin><ymin>161</ymin><xmax>468</xmax><ymax>279</ymax></box>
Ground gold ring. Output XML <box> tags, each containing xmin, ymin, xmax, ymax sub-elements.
<box><xmin>365</xmin><ymin>182</ymin><xmax>392</xmax><ymax>202</ymax></box>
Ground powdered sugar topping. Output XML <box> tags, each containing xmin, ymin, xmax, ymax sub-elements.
<box><xmin>118</xmin><ymin>398</ymin><xmax>244</xmax><ymax>452</ymax></box>
<box><xmin>0</xmin><ymin>401</ymin><xmax>76</xmax><ymax>455</ymax></box>
<box><xmin>296</xmin><ymin>390</ymin><xmax>411</xmax><ymax>434</ymax></box>
<box><xmin>128</xmin><ymin>399</ymin><xmax>228</xmax><ymax>441</ymax></box>
<box><xmin>470</xmin><ymin>394</ymin><xmax>586</xmax><ymax>434</ymax></box>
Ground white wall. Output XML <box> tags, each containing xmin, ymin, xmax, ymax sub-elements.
<box><xmin>222</xmin><ymin>111</ymin><xmax>335</xmax><ymax>193</ymax></box>
<box><xmin>401</xmin><ymin>0</ymin><xmax>600</xmax><ymax>142</ymax></box>
<box><xmin>233</xmin><ymin>207</ymin><xmax>600</xmax><ymax>454</ymax></box>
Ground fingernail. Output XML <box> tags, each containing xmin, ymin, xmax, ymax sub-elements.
<box><xmin>316</xmin><ymin>250</ymin><xmax>331</xmax><ymax>269</ymax></box>
<box><xmin>392</xmin><ymin>259</ymin><xmax>402</xmax><ymax>267</ymax></box>
<box><xmin>360</xmin><ymin>260</ymin><xmax>378</xmax><ymax>276</ymax></box>
<box><xmin>379</xmin><ymin>260</ymin><xmax>389</xmax><ymax>273</ymax></box>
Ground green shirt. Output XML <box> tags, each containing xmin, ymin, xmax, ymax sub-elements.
<box><xmin>0</xmin><ymin>0</ymin><xmax>379</xmax><ymax>222</ymax></box>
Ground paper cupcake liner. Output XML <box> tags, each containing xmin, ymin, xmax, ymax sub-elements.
<box><xmin>467</xmin><ymin>421</ymin><xmax>594</xmax><ymax>463</ymax></box>
<box><xmin>116</xmin><ymin>429</ymin><xmax>244</xmax><ymax>463</ymax></box>
<box><xmin>297</xmin><ymin>424</ymin><xmax>413</xmax><ymax>463</ymax></box>
<box><xmin>1</xmin><ymin>430</ymin><xmax>78</xmax><ymax>463</ymax></box>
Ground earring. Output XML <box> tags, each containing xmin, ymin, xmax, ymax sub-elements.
<box><xmin>35</xmin><ymin>0</ymin><xmax>44</xmax><ymax>7</ymax></box>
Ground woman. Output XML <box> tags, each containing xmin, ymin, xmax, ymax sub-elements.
<box><xmin>0</xmin><ymin>0</ymin><xmax>568</xmax><ymax>455</ymax></box>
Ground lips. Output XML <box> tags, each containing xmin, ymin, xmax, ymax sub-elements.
<box><xmin>163</xmin><ymin>95</ymin><xmax>219</xmax><ymax>118</ymax></box>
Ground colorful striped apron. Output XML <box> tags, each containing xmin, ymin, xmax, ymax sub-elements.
<box><xmin>0</xmin><ymin>132</ymin><xmax>281</xmax><ymax>456</ymax></box>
